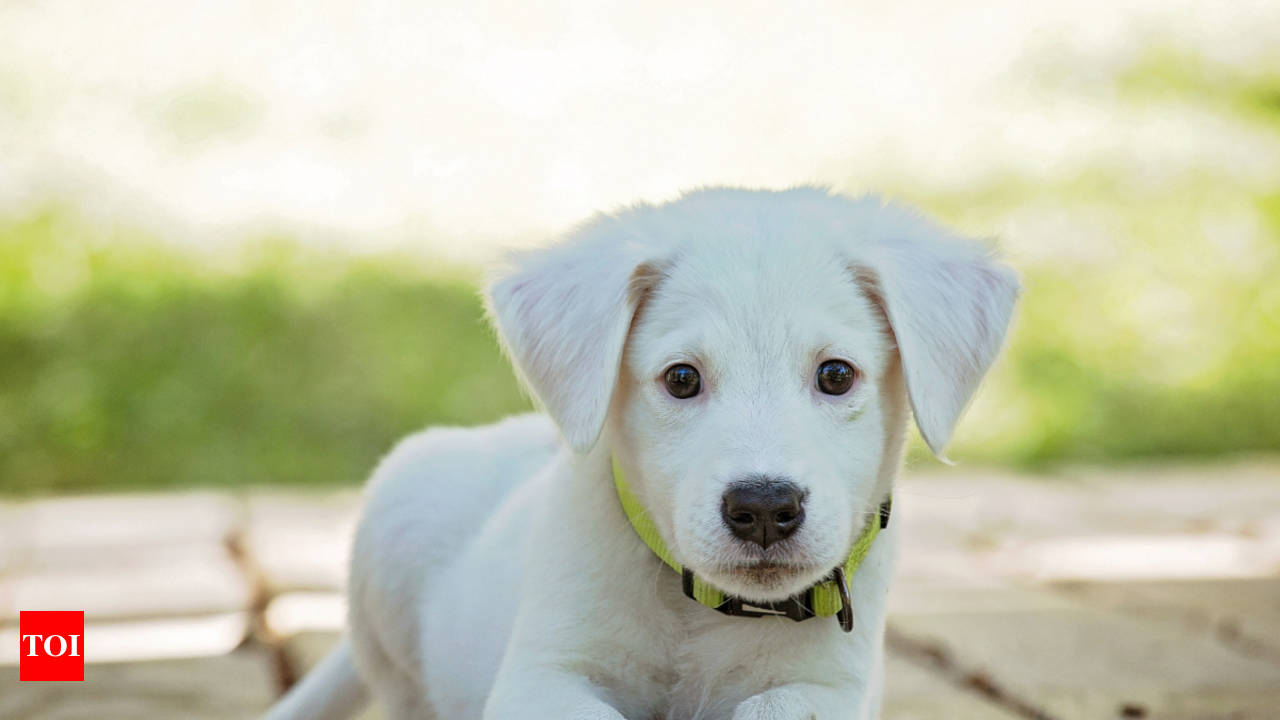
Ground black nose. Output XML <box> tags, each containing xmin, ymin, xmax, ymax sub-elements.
<box><xmin>720</xmin><ymin>479</ymin><xmax>806</xmax><ymax>549</ymax></box>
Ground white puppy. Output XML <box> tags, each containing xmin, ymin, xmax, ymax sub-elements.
<box><xmin>263</xmin><ymin>187</ymin><xmax>1019</xmax><ymax>720</ymax></box>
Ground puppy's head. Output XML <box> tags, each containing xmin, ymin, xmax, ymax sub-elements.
<box><xmin>488</xmin><ymin>188</ymin><xmax>1018</xmax><ymax>602</ymax></box>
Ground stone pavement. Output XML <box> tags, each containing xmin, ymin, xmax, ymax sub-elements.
<box><xmin>2</xmin><ymin>459</ymin><xmax>1278</xmax><ymax>719</ymax></box>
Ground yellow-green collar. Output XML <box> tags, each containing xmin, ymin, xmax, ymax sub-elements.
<box><xmin>612</xmin><ymin>458</ymin><xmax>890</xmax><ymax>632</ymax></box>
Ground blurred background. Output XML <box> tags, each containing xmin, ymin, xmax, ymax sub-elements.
<box><xmin>2</xmin><ymin>1</ymin><xmax>1279</xmax><ymax>718</ymax></box>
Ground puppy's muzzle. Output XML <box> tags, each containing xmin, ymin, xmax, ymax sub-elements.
<box><xmin>720</xmin><ymin>478</ymin><xmax>805</xmax><ymax>549</ymax></box>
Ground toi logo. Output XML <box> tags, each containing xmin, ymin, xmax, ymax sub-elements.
<box><xmin>19</xmin><ymin>611</ymin><xmax>85</xmax><ymax>682</ymax></box>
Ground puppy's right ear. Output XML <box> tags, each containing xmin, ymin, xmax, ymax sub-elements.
<box><xmin>852</xmin><ymin>205</ymin><xmax>1020</xmax><ymax>461</ymax></box>
<box><xmin>486</xmin><ymin>217</ymin><xmax>664</xmax><ymax>454</ymax></box>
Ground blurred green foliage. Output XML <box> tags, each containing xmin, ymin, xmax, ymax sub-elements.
<box><xmin>904</xmin><ymin>45</ymin><xmax>1280</xmax><ymax>467</ymax></box>
<box><xmin>2</xmin><ymin>46</ymin><xmax>1278</xmax><ymax>494</ymax></box>
<box><xmin>0</xmin><ymin>215</ymin><xmax>529</xmax><ymax>494</ymax></box>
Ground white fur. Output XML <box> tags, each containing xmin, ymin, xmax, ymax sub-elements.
<box><xmin>263</xmin><ymin>187</ymin><xmax>1019</xmax><ymax>720</ymax></box>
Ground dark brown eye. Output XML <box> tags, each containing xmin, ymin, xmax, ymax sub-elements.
<box><xmin>663</xmin><ymin>364</ymin><xmax>701</xmax><ymax>399</ymax></box>
<box><xmin>816</xmin><ymin>360</ymin><xmax>857</xmax><ymax>395</ymax></box>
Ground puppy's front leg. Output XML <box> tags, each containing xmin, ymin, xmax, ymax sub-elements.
<box><xmin>484</xmin><ymin>666</ymin><xmax>626</xmax><ymax>720</ymax></box>
<box><xmin>732</xmin><ymin>682</ymin><xmax>865</xmax><ymax>720</ymax></box>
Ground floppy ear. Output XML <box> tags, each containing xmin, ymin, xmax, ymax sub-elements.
<box><xmin>486</xmin><ymin>217</ymin><xmax>663</xmax><ymax>453</ymax></box>
<box><xmin>855</xmin><ymin>207</ymin><xmax>1020</xmax><ymax>460</ymax></box>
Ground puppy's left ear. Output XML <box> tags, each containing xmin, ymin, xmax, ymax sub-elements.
<box><xmin>486</xmin><ymin>217</ymin><xmax>664</xmax><ymax>454</ymax></box>
<box><xmin>853</xmin><ymin>203</ymin><xmax>1021</xmax><ymax>461</ymax></box>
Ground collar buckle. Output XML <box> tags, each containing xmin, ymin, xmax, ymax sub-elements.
<box><xmin>680</xmin><ymin>568</ymin><xmax>854</xmax><ymax>631</ymax></box>
<box><xmin>683</xmin><ymin>568</ymin><xmax>817</xmax><ymax>622</ymax></box>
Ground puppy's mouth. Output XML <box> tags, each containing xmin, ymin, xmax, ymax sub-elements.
<box><xmin>726</xmin><ymin>561</ymin><xmax>813</xmax><ymax>585</ymax></box>
<box><xmin>700</xmin><ymin>557</ymin><xmax>829</xmax><ymax>600</ymax></box>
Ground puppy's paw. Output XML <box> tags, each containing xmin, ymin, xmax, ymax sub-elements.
<box><xmin>732</xmin><ymin>689</ymin><xmax>816</xmax><ymax>720</ymax></box>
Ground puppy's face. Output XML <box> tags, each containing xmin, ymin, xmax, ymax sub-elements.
<box><xmin>614</xmin><ymin>228</ymin><xmax>898</xmax><ymax>601</ymax></box>
<box><xmin>488</xmin><ymin>188</ymin><xmax>1018</xmax><ymax>605</ymax></box>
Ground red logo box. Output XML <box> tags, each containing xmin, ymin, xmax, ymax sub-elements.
<box><xmin>19</xmin><ymin>611</ymin><xmax>85</xmax><ymax>681</ymax></box>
